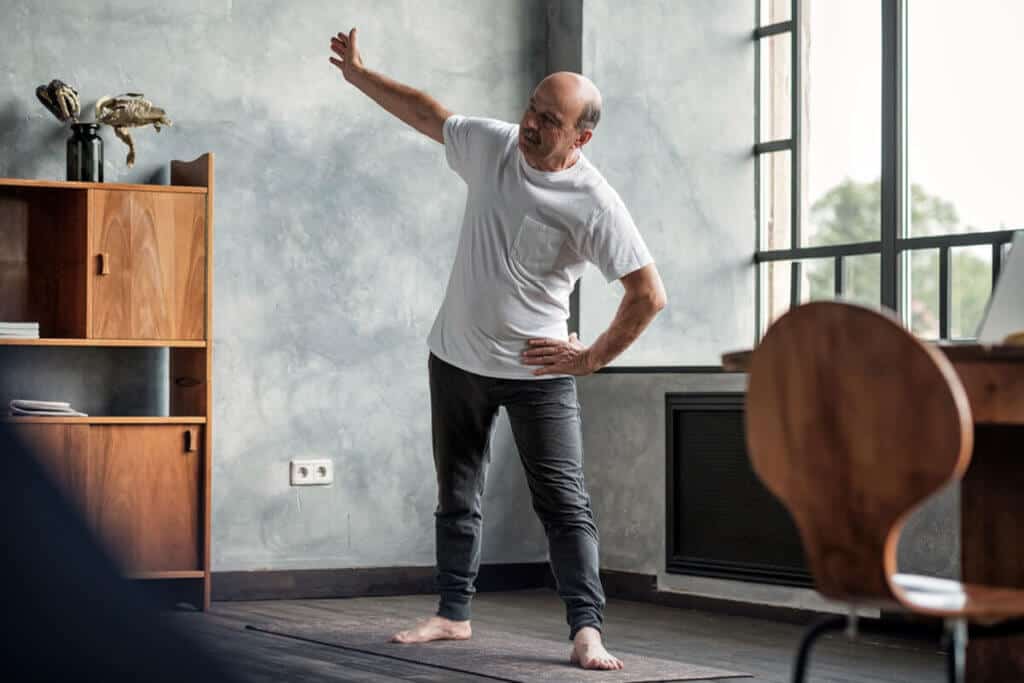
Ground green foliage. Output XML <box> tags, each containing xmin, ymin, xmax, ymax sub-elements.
<box><xmin>804</xmin><ymin>179</ymin><xmax>990</xmax><ymax>338</ymax></box>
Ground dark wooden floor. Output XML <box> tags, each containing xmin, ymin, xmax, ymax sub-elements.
<box><xmin>168</xmin><ymin>589</ymin><xmax>945</xmax><ymax>682</ymax></box>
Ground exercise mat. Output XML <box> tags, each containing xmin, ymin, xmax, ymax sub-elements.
<box><xmin>246</xmin><ymin>615</ymin><xmax>749</xmax><ymax>682</ymax></box>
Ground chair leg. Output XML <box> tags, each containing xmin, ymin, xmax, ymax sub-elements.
<box><xmin>945</xmin><ymin>619</ymin><xmax>967</xmax><ymax>683</ymax></box>
<box><xmin>792</xmin><ymin>615</ymin><xmax>848</xmax><ymax>683</ymax></box>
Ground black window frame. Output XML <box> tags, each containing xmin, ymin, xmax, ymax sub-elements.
<box><xmin>595</xmin><ymin>0</ymin><xmax>1018</xmax><ymax>375</ymax></box>
<box><xmin>753</xmin><ymin>0</ymin><xmax>1018</xmax><ymax>343</ymax></box>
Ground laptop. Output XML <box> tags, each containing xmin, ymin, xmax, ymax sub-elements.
<box><xmin>976</xmin><ymin>230</ymin><xmax>1024</xmax><ymax>345</ymax></box>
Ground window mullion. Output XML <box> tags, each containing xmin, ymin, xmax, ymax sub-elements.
<box><xmin>790</xmin><ymin>0</ymin><xmax>801</xmax><ymax>255</ymax></box>
<box><xmin>880</xmin><ymin>0</ymin><xmax>905</xmax><ymax>316</ymax></box>
<box><xmin>939</xmin><ymin>245</ymin><xmax>951</xmax><ymax>339</ymax></box>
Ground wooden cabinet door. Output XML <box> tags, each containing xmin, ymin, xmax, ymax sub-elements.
<box><xmin>88</xmin><ymin>425</ymin><xmax>202</xmax><ymax>572</ymax></box>
<box><xmin>9</xmin><ymin>423</ymin><xmax>90</xmax><ymax>509</ymax></box>
<box><xmin>90</xmin><ymin>190</ymin><xmax>206</xmax><ymax>340</ymax></box>
<box><xmin>90</xmin><ymin>190</ymin><xmax>133</xmax><ymax>338</ymax></box>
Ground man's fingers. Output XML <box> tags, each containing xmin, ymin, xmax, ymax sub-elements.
<box><xmin>329</xmin><ymin>57</ymin><xmax>344</xmax><ymax>69</ymax></box>
<box><xmin>349</xmin><ymin>27</ymin><xmax>359</xmax><ymax>52</ymax></box>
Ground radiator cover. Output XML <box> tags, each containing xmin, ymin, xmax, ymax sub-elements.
<box><xmin>665</xmin><ymin>392</ymin><xmax>812</xmax><ymax>587</ymax></box>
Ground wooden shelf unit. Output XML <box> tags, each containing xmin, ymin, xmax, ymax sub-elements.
<box><xmin>0</xmin><ymin>178</ymin><xmax>207</xmax><ymax>194</ymax></box>
<box><xmin>2</xmin><ymin>416</ymin><xmax>207</xmax><ymax>424</ymax></box>
<box><xmin>0</xmin><ymin>338</ymin><xmax>206</xmax><ymax>347</ymax></box>
<box><xmin>0</xmin><ymin>155</ymin><xmax>214</xmax><ymax>609</ymax></box>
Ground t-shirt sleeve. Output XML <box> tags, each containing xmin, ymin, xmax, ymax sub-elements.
<box><xmin>442</xmin><ymin>115</ymin><xmax>515</xmax><ymax>183</ymax></box>
<box><xmin>578</xmin><ymin>197</ymin><xmax>655</xmax><ymax>283</ymax></box>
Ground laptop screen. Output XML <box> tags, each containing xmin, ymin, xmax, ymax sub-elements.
<box><xmin>976</xmin><ymin>231</ymin><xmax>1024</xmax><ymax>344</ymax></box>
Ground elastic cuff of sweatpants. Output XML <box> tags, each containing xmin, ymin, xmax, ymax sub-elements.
<box><xmin>437</xmin><ymin>595</ymin><xmax>472</xmax><ymax>622</ymax></box>
<box><xmin>568</xmin><ymin>618</ymin><xmax>603</xmax><ymax>641</ymax></box>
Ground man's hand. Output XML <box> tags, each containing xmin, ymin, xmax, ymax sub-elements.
<box><xmin>326</xmin><ymin>27</ymin><xmax>450</xmax><ymax>144</ymax></box>
<box><xmin>329</xmin><ymin>28</ymin><xmax>364</xmax><ymax>82</ymax></box>
<box><xmin>521</xmin><ymin>333</ymin><xmax>596</xmax><ymax>376</ymax></box>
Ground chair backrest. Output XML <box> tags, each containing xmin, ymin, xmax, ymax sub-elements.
<box><xmin>745</xmin><ymin>301</ymin><xmax>973</xmax><ymax>604</ymax></box>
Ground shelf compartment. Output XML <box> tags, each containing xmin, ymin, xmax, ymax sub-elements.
<box><xmin>0</xmin><ymin>186</ymin><xmax>88</xmax><ymax>338</ymax></box>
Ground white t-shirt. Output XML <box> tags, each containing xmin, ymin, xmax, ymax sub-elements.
<box><xmin>427</xmin><ymin>115</ymin><xmax>654</xmax><ymax>380</ymax></box>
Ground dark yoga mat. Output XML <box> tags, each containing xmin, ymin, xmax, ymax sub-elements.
<box><xmin>246</xmin><ymin>615</ymin><xmax>749</xmax><ymax>682</ymax></box>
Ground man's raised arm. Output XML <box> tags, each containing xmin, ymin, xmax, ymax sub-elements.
<box><xmin>330</xmin><ymin>28</ymin><xmax>452</xmax><ymax>144</ymax></box>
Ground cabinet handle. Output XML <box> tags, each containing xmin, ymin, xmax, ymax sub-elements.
<box><xmin>184</xmin><ymin>428</ymin><xmax>197</xmax><ymax>453</ymax></box>
<box><xmin>98</xmin><ymin>253</ymin><xmax>110</xmax><ymax>275</ymax></box>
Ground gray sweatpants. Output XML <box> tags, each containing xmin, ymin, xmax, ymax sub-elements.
<box><xmin>428</xmin><ymin>352</ymin><xmax>606</xmax><ymax>640</ymax></box>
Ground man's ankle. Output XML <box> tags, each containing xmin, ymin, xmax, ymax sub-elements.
<box><xmin>572</xmin><ymin>625</ymin><xmax>602</xmax><ymax>641</ymax></box>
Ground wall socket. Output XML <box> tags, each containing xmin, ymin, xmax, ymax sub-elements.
<box><xmin>290</xmin><ymin>459</ymin><xmax>334</xmax><ymax>486</ymax></box>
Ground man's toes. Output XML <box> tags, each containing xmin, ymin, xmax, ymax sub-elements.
<box><xmin>597</xmin><ymin>655</ymin><xmax>623</xmax><ymax>670</ymax></box>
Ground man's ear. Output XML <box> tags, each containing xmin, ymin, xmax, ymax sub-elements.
<box><xmin>575</xmin><ymin>129</ymin><xmax>594</xmax><ymax>148</ymax></box>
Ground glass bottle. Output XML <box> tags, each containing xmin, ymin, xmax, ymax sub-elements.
<box><xmin>66</xmin><ymin>122</ymin><xmax>103</xmax><ymax>182</ymax></box>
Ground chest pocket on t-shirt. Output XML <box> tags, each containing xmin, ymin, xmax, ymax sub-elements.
<box><xmin>512</xmin><ymin>215</ymin><xmax>564</xmax><ymax>277</ymax></box>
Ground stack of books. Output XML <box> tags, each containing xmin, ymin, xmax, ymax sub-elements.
<box><xmin>0</xmin><ymin>322</ymin><xmax>40</xmax><ymax>339</ymax></box>
<box><xmin>8</xmin><ymin>400</ymin><xmax>88</xmax><ymax>417</ymax></box>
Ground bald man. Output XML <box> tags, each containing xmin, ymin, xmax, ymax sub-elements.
<box><xmin>330</xmin><ymin>28</ymin><xmax>666</xmax><ymax>671</ymax></box>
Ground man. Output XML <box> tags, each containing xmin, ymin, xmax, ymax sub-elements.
<box><xmin>329</xmin><ymin>27</ymin><xmax>666</xmax><ymax>671</ymax></box>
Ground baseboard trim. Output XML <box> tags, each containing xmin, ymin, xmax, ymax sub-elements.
<box><xmin>212</xmin><ymin>562</ymin><xmax>554</xmax><ymax>602</ymax></box>
<box><xmin>212</xmin><ymin>565</ymin><xmax>942</xmax><ymax>641</ymax></box>
<box><xmin>600</xmin><ymin>569</ymin><xmax>821</xmax><ymax>625</ymax></box>
<box><xmin>599</xmin><ymin>569</ymin><xmax>943</xmax><ymax>641</ymax></box>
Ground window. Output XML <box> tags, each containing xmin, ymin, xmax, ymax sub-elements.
<box><xmin>755</xmin><ymin>0</ymin><xmax>1019</xmax><ymax>341</ymax></box>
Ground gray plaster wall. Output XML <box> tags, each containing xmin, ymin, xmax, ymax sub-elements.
<box><xmin>577</xmin><ymin>0</ymin><xmax>757</xmax><ymax>365</ymax></box>
<box><xmin>1</xmin><ymin>0</ymin><xmax>551</xmax><ymax>571</ymax></box>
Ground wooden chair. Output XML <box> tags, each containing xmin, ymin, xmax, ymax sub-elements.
<box><xmin>744</xmin><ymin>301</ymin><xmax>1024</xmax><ymax>682</ymax></box>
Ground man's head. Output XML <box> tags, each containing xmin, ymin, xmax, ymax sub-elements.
<box><xmin>519</xmin><ymin>72</ymin><xmax>602</xmax><ymax>172</ymax></box>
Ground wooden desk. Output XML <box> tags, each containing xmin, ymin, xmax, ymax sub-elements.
<box><xmin>723</xmin><ymin>344</ymin><xmax>1024</xmax><ymax>682</ymax></box>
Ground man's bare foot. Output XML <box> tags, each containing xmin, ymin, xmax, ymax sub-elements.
<box><xmin>389</xmin><ymin>615</ymin><xmax>472</xmax><ymax>644</ymax></box>
<box><xmin>570</xmin><ymin>626</ymin><xmax>624</xmax><ymax>670</ymax></box>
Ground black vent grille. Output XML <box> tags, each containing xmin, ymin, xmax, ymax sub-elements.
<box><xmin>665</xmin><ymin>393</ymin><xmax>812</xmax><ymax>587</ymax></box>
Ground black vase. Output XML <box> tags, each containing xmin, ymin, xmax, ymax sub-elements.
<box><xmin>66</xmin><ymin>122</ymin><xmax>103</xmax><ymax>182</ymax></box>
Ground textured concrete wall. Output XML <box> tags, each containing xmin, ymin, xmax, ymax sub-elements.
<box><xmin>577</xmin><ymin>0</ymin><xmax>757</xmax><ymax>365</ymax></box>
<box><xmin>0</xmin><ymin>0</ymin><xmax>550</xmax><ymax>571</ymax></box>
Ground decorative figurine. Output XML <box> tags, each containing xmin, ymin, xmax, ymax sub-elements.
<box><xmin>95</xmin><ymin>93</ymin><xmax>172</xmax><ymax>167</ymax></box>
<box><xmin>35</xmin><ymin>79</ymin><xmax>81</xmax><ymax>123</ymax></box>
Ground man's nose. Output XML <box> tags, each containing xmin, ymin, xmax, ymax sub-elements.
<box><xmin>522</xmin><ymin>110</ymin><xmax>538</xmax><ymax>129</ymax></box>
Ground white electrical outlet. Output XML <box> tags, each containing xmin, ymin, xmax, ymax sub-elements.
<box><xmin>290</xmin><ymin>458</ymin><xmax>334</xmax><ymax>486</ymax></box>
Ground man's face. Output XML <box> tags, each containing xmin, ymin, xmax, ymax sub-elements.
<box><xmin>518</xmin><ymin>85</ymin><xmax>583</xmax><ymax>168</ymax></box>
